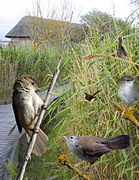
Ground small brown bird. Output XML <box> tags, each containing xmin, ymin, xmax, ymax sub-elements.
<box><xmin>85</xmin><ymin>90</ymin><xmax>99</xmax><ymax>101</ymax></box>
<box><xmin>64</xmin><ymin>135</ymin><xmax>130</xmax><ymax>172</ymax></box>
<box><xmin>12</xmin><ymin>75</ymin><xmax>48</xmax><ymax>156</ymax></box>
<box><xmin>117</xmin><ymin>37</ymin><xmax>128</xmax><ymax>60</ymax></box>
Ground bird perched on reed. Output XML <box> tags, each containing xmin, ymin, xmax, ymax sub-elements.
<box><xmin>117</xmin><ymin>37</ymin><xmax>128</xmax><ymax>60</ymax></box>
<box><xmin>64</xmin><ymin>135</ymin><xmax>130</xmax><ymax>173</ymax></box>
<box><xmin>118</xmin><ymin>75</ymin><xmax>139</xmax><ymax>121</ymax></box>
<box><xmin>12</xmin><ymin>75</ymin><xmax>48</xmax><ymax>156</ymax></box>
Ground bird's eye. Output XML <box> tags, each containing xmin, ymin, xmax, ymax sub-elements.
<box><xmin>70</xmin><ymin>136</ymin><xmax>73</xmax><ymax>140</ymax></box>
<box><xmin>31</xmin><ymin>82</ymin><xmax>35</xmax><ymax>85</ymax></box>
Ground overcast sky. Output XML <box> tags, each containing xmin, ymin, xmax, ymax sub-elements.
<box><xmin>0</xmin><ymin>0</ymin><xmax>132</xmax><ymax>41</ymax></box>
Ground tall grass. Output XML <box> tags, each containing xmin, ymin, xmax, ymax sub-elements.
<box><xmin>0</xmin><ymin>45</ymin><xmax>71</xmax><ymax>100</ymax></box>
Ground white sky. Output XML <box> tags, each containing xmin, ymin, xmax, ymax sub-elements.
<box><xmin>0</xmin><ymin>0</ymin><xmax>132</xmax><ymax>41</ymax></box>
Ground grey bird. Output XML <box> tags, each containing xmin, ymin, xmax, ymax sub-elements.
<box><xmin>64</xmin><ymin>135</ymin><xmax>130</xmax><ymax>167</ymax></box>
<box><xmin>118</xmin><ymin>75</ymin><xmax>139</xmax><ymax>105</ymax></box>
<box><xmin>12</xmin><ymin>75</ymin><xmax>48</xmax><ymax>156</ymax></box>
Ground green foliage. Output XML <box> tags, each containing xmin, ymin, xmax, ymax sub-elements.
<box><xmin>80</xmin><ymin>9</ymin><xmax>133</xmax><ymax>39</ymax></box>
<box><xmin>0</xmin><ymin>45</ymin><xmax>18</xmax><ymax>99</ymax></box>
<box><xmin>6</xmin><ymin>160</ymin><xmax>17</xmax><ymax>180</ymax></box>
<box><xmin>0</xmin><ymin>45</ymin><xmax>71</xmax><ymax>100</ymax></box>
<box><xmin>68</xmin><ymin>23</ymin><xmax>88</xmax><ymax>43</ymax></box>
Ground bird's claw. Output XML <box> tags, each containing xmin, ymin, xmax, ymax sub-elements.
<box><xmin>41</xmin><ymin>104</ymin><xmax>47</xmax><ymax>110</ymax></box>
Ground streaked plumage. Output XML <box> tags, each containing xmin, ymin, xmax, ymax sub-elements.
<box><xmin>12</xmin><ymin>75</ymin><xmax>48</xmax><ymax>156</ymax></box>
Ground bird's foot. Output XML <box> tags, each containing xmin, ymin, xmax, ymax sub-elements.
<box><xmin>112</xmin><ymin>101</ymin><xmax>139</xmax><ymax>128</ymax></box>
<box><xmin>58</xmin><ymin>154</ymin><xmax>90</xmax><ymax>180</ymax></box>
<box><xmin>122</xmin><ymin>107</ymin><xmax>134</xmax><ymax>117</ymax></box>
<box><xmin>128</xmin><ymin>106</ymin><xmax>135</xmax><ymax>112</ymax></box>
<box><xmin>34</xmin><ymin>128</ymin><xmax>39</xmax><ymax>133</ymax></box>
<box><xmin>127</xmin><ymin>101</ymin><xmax>139</xmax><ymax>112</ymax></box>
<box><xmin>30</xmin><ymin>128</ymin><xmax>39</xmax><ymax>134</ymax></box>
<box><xmin>121</xmin><ymin>106</ymin><xmax>135</xmax><ymax>117</ymax></box>
<box><xmin>134</xmin><ymin>100</ymin><xmax>139</xmax><ymax>108</ymax></box>
<box><xmin>41</xmin><ymin>104</ymin><xmax>47</xmax><ymax>110</ymax></box>
<box><xmin>121</xmin><ymin>109</ymin><xmax>126</xmax><ymax>117</ymax></box>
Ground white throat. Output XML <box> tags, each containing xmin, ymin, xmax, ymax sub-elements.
<box><xmin>118</xmin><ymin>81</ymin><xmax>138</xmax><ymax>104</ymax></box>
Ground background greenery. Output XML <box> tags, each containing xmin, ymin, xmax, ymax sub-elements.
<box><xmin>1</xmin><ymin>8</ymin><xmax>139</xmax><ymax>180</ymax></box>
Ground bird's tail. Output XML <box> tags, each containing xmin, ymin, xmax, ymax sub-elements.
<box><xmin>26</xmin><ymin>128</ymin><xmax>48</xmax><ymax>156</ymax></box>
<box><xmin>108</xmin><ymin>135</ymin><xmax>130</xmax><ymax>149</ymax></box>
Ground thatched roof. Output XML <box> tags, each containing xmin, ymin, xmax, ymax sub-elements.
<box><xmin>6</xmin><ymin>16</ymin><xmax>64</xmax><ymax>38</ymax></box>
<box><xmin>5</xmin><ymin>16</ymin><xmax>33</xmax><ymax>38</ymax></box>
<box><xmin>5</xmin><ymin>16</ymin><xmax>84</xmax><ymax>39</ymax></box>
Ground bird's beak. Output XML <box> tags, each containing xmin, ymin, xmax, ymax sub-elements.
<box><xmin>63</xmin><ymin>136</ymin><xmax>67</xmax><ymax>140</ymax></box>
<box><xmin>35</xmin><ymin>88</ymin><xmax>41</xmax><ymax>93</ymax></box>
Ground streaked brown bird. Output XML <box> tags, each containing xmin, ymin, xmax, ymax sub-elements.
<box><xmin>12</xmin><ymin>75</ymin><xmax>48</xmax><ymax>156</ymax></box>
<box><xmin>64</xmin><ymin>135</ymin><xmax>130</xmax><ymax>172</ymax></box>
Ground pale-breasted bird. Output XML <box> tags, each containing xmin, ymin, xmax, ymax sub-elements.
<box><xmin>118</xmin><ymin>75</ymin><xmax>139</xmax><ymax>105</ymax></box>
<box><xmin>64</xmin><ymin>135</ymin><xmax>130</xmax><ymax>170</ymax></box>
<box><xmin>12</xmin><ymin>75</ymin><xmax>48</xmax><ymax>156</ymax></box>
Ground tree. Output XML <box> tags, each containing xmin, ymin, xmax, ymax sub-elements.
<box><xmin>80</xmin><ymin>9</ymin><xmax>129</xmax><ymax>37</ymax></box>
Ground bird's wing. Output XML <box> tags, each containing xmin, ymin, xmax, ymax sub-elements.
<box><xmin>121</xmin><ymin>46</ymin><xmax>127</xmax><ymax>57</ymax></box>
<box><xmin>135</xmin><ymin>78</ymin><xmax>139</xmax><ymax>94</ymax></box>
<box><xmin>12</xmin><ymin>92</ymin><xmax>22</xmax><ymax>133</ymax></box>
<box><xmin>79</xmin><ymin>136</ymin><xmax>111</xmax><ymax>157</ymax></box>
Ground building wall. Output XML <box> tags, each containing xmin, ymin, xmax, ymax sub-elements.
<box><xmin>11</xmin><ymin>38</ymin><xmax>31</xmax><ymax>47</ymax></box>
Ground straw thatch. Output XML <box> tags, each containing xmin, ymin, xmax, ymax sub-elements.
<box><xmin>6</xmin><ymin>16</ymin><xmax>64</xmax><ymax>38</ymax></box>
<box><xmin>5</xmin><ymin>16</ymin><xmax>33</xmax><ymax>38</ymax></box>
<box><xmin>6</xmin><ymin>16</ymin><xmax>85</xmax><ymax>38</ymax></box>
